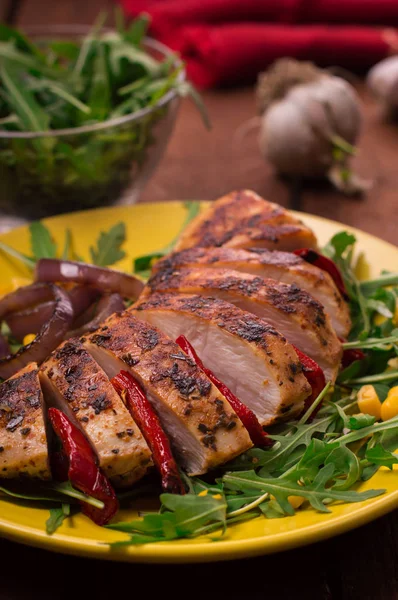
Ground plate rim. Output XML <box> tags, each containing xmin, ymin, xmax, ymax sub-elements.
<box><xmin>0</xmin><ymin>201</ymin><xmax>397</xmax><ymax>563</ymax></box>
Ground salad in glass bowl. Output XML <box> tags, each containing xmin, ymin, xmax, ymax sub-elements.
<box><xmin>0</xmin><ymin>15</ymin><xmax>207</xmax><ymax>218</ymax></box>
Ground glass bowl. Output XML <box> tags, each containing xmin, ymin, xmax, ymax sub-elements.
<box><xmin>0</xmin><ymin>26</ymin><xmax>185</xmax><ymax>219</ymax></box>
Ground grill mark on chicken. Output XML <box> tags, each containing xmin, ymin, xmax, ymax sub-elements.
<box><xmin>41</xmin><ymin>338</ymin><xmax>152</xmax><ymax>487</ymax></box>
<box><xmin>148</xmin><ymin>270</ymin><xmax>325</xmax><ymax>328</ymax></box>
<box><xmin>0</xmin><ymin>363</ymin><xmax>50</xmax><ymax>480</ymax></box>
<box><xmin>175</xmin><ymin>190</ymin><xmax>318</xmax><ymax>252</ymax></box>
<box><xmin>145</xmin><ymin>267</ymin><xmax>342</xmax><ymax>381</ymax></box>
<box><xmin>134</xmin><ymin>294</ymin><xmax>311</xmax><ymax>425</ymax></box>
<box><xmin>85</xmin><ymin>311</ymin><xmax>252</xmax><ymax>474</ymax></box>
<box><xmin>154</xmin><ymin>247</ymin><xmax>351</xmax><ymax>338</ymax></box>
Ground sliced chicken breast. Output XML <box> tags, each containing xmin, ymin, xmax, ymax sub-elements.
<box><xmin>0</xmin><ymin>363</ymin><xmax>50</xmax><ymax>480</ymax></box>
<box><xmin>175</xmin><ymin>190</ymin><xmax>318</xmax><ymax>252</ymax></box>
<box><xmin>154</xmin><ymin>247</ymin><xmax>351</xmax><ymax>338</ymax></box>
<box><xmin>146</xmin><ymin>268</ymin><xmax>342</xmax><ymax>381</ymax></box>
<box><xmin>83</xmin><ymin>311</ymin><xmax>252</xmax><ymax>475</ymax></box>
<box><xmin>133</xmin><ymin>294</ymin><xmax>311</xmax><ymax>426</ymax></box>
<box><xmin>40</xmin><ymin>339</ymin><xmax>152</xmax><ymax>488</ymax></box>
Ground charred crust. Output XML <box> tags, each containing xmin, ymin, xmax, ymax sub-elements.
<box><xmin>90</xmin><ymin>333</ymin><xmax>112</xmax><ymax>347</ymax></box>
<box><xmin>126</xmin><ymin>428</ymin><xmax>134</xmax><ymax>436</ymax></box>
<box><xmin>136</xmin><ymin>329</ymin><xmax>159</xmax><ymax>352</ymax></box>
<box><xmin>202</xmin><ymin>433</ymin><xmax>216</xmax><ymax>450</ymax></box>
<box><xmin>91</xmin><ymin>394</ymin><xmax>112</xmax><ymax>415</ymax></box>
<box><xmin>80</xmin><ymin>416</ymin><xmax>89</xmax><ymax>422</ymax></box>
<box><xmin>55</xmin><ymin>341</ymin><xmax>85</xmax><ymax>360</ymax></box>
<box><xmin>0</xmin><ymin>369</ymin><xmax>41</xmax><ymax>432</ymax></box>
<box><xmin>122</xmin><ymin>353</ymin><xmax>140</xmax><ymax>367</ymax></box>
<box><xmin>198</xmin><ymin>423</ymin><xmax>209</xmax><ymax>433</ymax></box>
<box><xmin>20</xmin><ymin>427</ymin><xmax>31</xmax><ymax>436</ymax></box>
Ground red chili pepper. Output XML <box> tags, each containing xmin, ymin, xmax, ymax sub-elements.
<box><xmin>340</xmin><ymin>344</ymin><xmax>366</xmax><ymax>369</ymax></box>
<box><xmin>176</xmin><ymin>335</ymin><xmax>272</xmax><ymax>448</ymax></box>
<box><xmin>111</xmin><ymin>371</ymin><xmax>185</xmax><ymax>495</ymax></box>
<box><xmin>293</xmin><ymin>248</ymin><xmax>349</xmax><ymax>301</ymax></box>
<box><xmin>292</xmin><ymin>345</ymin><xmax>326</xmax><ymax>418</ymax></box>
<box><xmin>48</xmin><ymin>408</ymin><xmax>118</xmax><ymax>526</ymax></box>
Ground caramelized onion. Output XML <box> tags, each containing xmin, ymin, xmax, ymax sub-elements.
<box><xmin>35</xmin><ymin>259</ymin><xmax>144</xmax><ymax>299</ymax></box>
<box><xmin>68</xmin><ymin>293</ymin><xmax>125</xmax><ymax>337</ymax></box>
<box><xmin>0</xmin><ymin>334</ymin><xmax>10</xmax><ymax>359</ymax></box>
<box><xmin>6</xmin><ymin>286</ymin><xmax>99</xmax><ymax>342</ymax></box>
<box><xmin>0</xmin><ymin>284</ymin><xmax>74</xmax><ymax>379</ymax></box>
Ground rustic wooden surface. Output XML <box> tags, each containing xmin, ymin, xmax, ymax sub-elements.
<box><xmin>0</xmin><ymin>1</ymin><xmax>397</xmax><ymax>598</ymax></box>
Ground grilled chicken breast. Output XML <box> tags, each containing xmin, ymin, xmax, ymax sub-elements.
<box><xmin>175</xmin><ymin>190</ymin><xmax>318</xmax><ymax>252</ymax></box>
<box><xmin>83</xmin><ymin>311</ymin><xmax>252</xmax><ymax>475</ymax></box>
<box><xmin>154</xmin><ymin>247</ymin><xmax>351</xmax><ymax>338</ymax></box>
<box><xmin>146</xmin><ymin>268</ymin><xmax>342</xmax><ymax>381</ymax></box>
<box><xmin>0</xmin><ymin>363</ymin><xmax>50</xmax><ymax>480</ymax></box>
<box><xmin>133</xmin><ymin>294</ymin><xmax>311</xmax><ymax>425</ymax></box>
<box><xmin>40</xmin><ymin>339</ymin><xmax>152</xmax><ymax>488</ymax></box>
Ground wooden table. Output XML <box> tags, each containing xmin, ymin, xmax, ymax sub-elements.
<box><xmin>0</xmin><ymin>1</ymin><xmax>397</xmax><ymax>598</ymax></box>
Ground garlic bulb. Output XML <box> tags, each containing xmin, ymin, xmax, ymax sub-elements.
<box><xmin>367</xmin><ymin>56</ymin><xmax>398</xmax><ymax>113</ymax></box>
<box><xmin>257</xmin><ymin>59</ymin><xmax>363</xmax><ymax>188</ymax></box>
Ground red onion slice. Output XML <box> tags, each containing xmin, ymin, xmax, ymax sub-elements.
<box><xmin>0</xmin><ymin>334</ymin><xmax>10</xmax><ymax>359</ymax></box>
<box><xmin>6</xmin><ymin>286</ymin><xmax>99</xmax><ymax>342</ymax></box>
<box><xmin>0</xmin><ymin>284</ymin><xmax>74</xmax><ymax>379</ymax></box>
<box><xmin>35</xmin><ymin>259</ymin><xmax>144</xmax><ymax>299</ymax></box>
<box><xmin>0</xmin><ymin>283</ymin><xmax>53</xmax><ymax>319</ymax></box>
<box><xmin>68</xmin><ymin>293</ymin><xmax>125</xmax><ymax>338</ymax></box>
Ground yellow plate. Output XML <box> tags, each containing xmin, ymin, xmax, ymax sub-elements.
<box><xmin>0</xmin><ymin>201</ymin><xmax>396</xmax><ymax>563</ymax></box>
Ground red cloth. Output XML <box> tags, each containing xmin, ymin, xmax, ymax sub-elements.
<box><xmin>120</xmin><ymin>0</ymin><xmax>398</xmax><ymax>87</ymax></box>
<box><xmin>123</xmin><ymin>0</ymin><xmax>398</xmax><ymax>28</ymax></box>
<box><xmin>180</xmin><ymin>24</ymin><xmax>392</xmax><ymax>88</ymax></box>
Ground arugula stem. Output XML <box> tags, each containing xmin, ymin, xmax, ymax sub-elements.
<box><xmin>354</xmin><ymin>279</ymin><xmax>371</xmax><ymax>335</ymax></box>
<box><xmin>332</xmin><ymin>415</ymin><xmax>398</xmax><ymax>445</ymax></box>
<box><xmin>227</xmin><ymin>491</ymin><xmax>269</xmax><ymax>518</ymax></box>
<box><xmin>298</xmin><ymin>382</ymin><xmax>332</xmax><ymax>426</ymax></box>
<box><xmin>346</xmin><ymin>371</ymin><xmax>398</xmax><ymax>385</ymax></box>
<box><xmin>49</xmin><ymin>483</ymin><xmax>105</xmax><ymax>509</ymax></box>
<box><xmin>360</xmin><ymin>273</ymin><xmax>398</xmax><ymax>294</ymax></box>
<box><xmin>0</xmin><ymin>241</ymin><xmax>35</xmax><ymax>269</ymax></box>
<box><xmin>342</xmin><ymin>335</ymin><xmax>398</xmax><ymax>350</ymax></box>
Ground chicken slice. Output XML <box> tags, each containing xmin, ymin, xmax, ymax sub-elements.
<box><xmin>0</xmin><ymin>363</ymin><xmax>50</xmax><ymax>480</ymax></box>
<box><xmin>146</xmin><ymin>268</ymin><xmax>342</xmax><ymax>381</ymax></box>
<box><xmin>154</xmin><ymin>247</ymin><xmax>351</xmax><ymax>338</ymax></box>
<box><xmin>133</xmin><ymin>294</ymin><xmax>311</xmax><ymax>426</ymax></box>
<box><xmin>83</xmin><ymin>311</ymin><xmax>252</xmax><ymax>475</ymax></box>
<box><xmin>40</xmin><ymin>339</ymin><xmax>152</xmax><ymax>488</ymax></box>
<box><xmin>175</xmin><ymin>190</ymin><xmax>318</xmax><ymax>252</ymax></box>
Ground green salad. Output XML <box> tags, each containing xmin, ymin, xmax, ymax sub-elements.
<box><xmin>0</xmin><ymin>207</ymin><xmax>397</xmax><ymax>542</ymax></box>
<box><xmin>0</xmin><ymin>13</ymin><xmax>206</xmax><ymax>217</ymax></box>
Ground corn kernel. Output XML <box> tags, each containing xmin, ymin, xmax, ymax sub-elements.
<box><xmin>388</xmin><ymin>357</ymin><xmax>398</xmax><ymax>370</ymax></box>
<box><xmin>381</xmin><ymin>387</ymin><xmax>398</xmax><ymax>421</ymax></box>
<box><xmin>357</xmin><ymin>385</ymin><xmax>382</xmax><ymax>420</ymax></box>
<box><xmin>212</xmin><ymin>494</ymin><xmax>222</xmax><ymax>500</ymax></box>
<box><xmin>23</xmin><ymin>333</ymin><xmax>36</xmax><ymax>346</ymax></box>
<box><xmin>374</xmin><ymin>313</ymin><xmax>387</xmax><ymax>326</ymax></box>
<box><xmin>198</xmin><ymin>490</ymin><xmax>208</xmax><ymax>497</ymax></box>
<box><xmin>288</xmin><ymin>495</ymin><xmax>305</xmax><ymax>509</ymax></box>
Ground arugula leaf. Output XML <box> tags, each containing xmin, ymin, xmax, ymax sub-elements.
<box><xmin>323</xmin><ymin>231</ymin><xmax>356</xmax><ymax>260</ymax></box>
<box><xmin>365</xmin><ymin>445</ymin><xmax>398</xmax><ymax>469</ymax></box>
<box><xmin>348</xmin><ymin>414</ymin><xmax>376</xmax><ymax>430</ymax></box>
<box><xmin>222</xmin><ymin>467</ymin><xmax>384</xmax><ymax>515</ymax></box>
<box><xmin>46</xmin><ymin>503</ymin><xmax>70</xmax><ymax>535</ymax></box>
<box><xmin>29</xmin><ymin>222</ymin><xmax>57</xmax><ymax>259</ymax></box>
<box><xmin>107</xmin><ymin>493</ymin><xmax>227</xmax><ymax>544</ymax></box>
<box><xmin>89</xmin><ymin>222</ymin><xmax>126</xmax><ymax>267</ymax></box>
<box><xmin>0</xmin><ymin>60</ymin><xmax>50</xmax><ymax>133</ymax></box>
